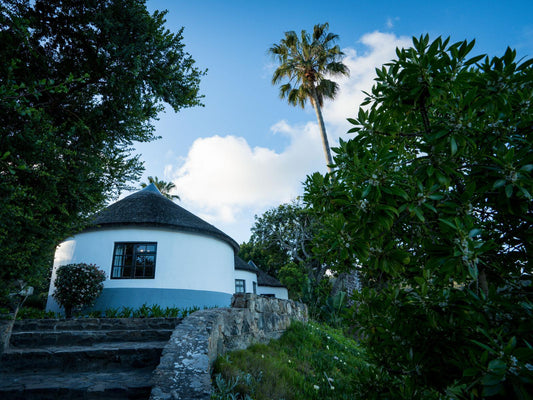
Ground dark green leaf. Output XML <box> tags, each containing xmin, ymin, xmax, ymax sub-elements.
<box><xmin>505</xmin><ymin>184</ymin><xmax>514</xmax><ymax>198</ymax></box>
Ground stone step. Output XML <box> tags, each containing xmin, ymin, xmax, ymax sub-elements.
<box><xmin>0</xmin><ymin>368</ymin><xmax>153</xmax><ymax>399</ymax></box>
<box><xmin>0</xmin><ymin>341</ymin><xmax>167</xmax><ymax>373</ymax></box>
<box><xmin>13</xmin><ymin>317</ymin><xmax>181</xmax><ymax>333</ymax></box>
<box><xmin>10</xmin><ymin>329</ymin><xmax>174</xmax><ymax>348</ymax></box>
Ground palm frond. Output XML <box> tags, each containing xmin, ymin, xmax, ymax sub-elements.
<box><xmin>327</xmin><ymin>61</ymin><xmax>350</xmax><ymax>76</ymax></box>
<box><xmin>315</xmin><ymin>79</ymin><xmax>339</xmax><ymax>103</ymax></box>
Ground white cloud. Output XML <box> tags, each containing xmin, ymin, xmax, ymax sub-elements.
<box><xmin>323</xmin><ymin>31</ymin><xmax>411</xmax><ymax>141</ymax></box>
<box><xmin>166</xmin><ymin>123</ymin><xmax>325</xmax><ymax>236</ymax></box>
<box><xmin>386</xmin><ymin>17</ymin><xmax>400</xmax><ymax>29</ymax></box>
<box><xmin>165</xmin><ymin>31</ymin><xmax>411</xmax><ymax>243</ymax></box>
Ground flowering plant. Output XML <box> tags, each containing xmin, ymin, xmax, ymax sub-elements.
<box><xmin>53</xmin><ymin>263</ymin><xmax>106</xmax><ymax>318</ymax></box>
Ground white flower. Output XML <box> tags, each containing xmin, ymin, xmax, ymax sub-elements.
<box><xmin>313</xmin><ymin>385</ymin><xmax>320</xmax><ymax>390</ymax></box>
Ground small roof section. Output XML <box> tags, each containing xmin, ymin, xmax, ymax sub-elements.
<box><xmin>234</xmin><ymin>256</ymin><xmax>258</xmax><ymax>273</ymax></box>
<box><xmin>245</xmin><ymin>260</ymin><xmax>286</xmax><ymax>288</ymax></box>
<box><xmin>89</xmin><ymin>183</ymin><xmax>239</xmax><ymax>251</ymax></box>
<box><xmin>256</xmin><ymin>268</ymin><xmax>285</xmax><ymax>288</ymax></box>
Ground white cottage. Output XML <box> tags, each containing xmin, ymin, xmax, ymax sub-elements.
<box><xmin>234</xmin><ymin>258</ymin><xmax>288</xmax><ymax>299</ymax></box>
<box><xmin>46</xmin><ymin>184</ymin><xmax>287</xmax><ymax>313</ymax></box>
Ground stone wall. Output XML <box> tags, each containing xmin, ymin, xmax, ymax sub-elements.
<box><xmin>150</xmin><ymin>293</ymin><xmax>308</xmax><ymax>400</ymax></box>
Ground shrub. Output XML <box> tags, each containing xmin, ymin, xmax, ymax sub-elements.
<box><xmin>305</xmin><ymin>35</ymin><xmax>533</xmax><ymax>397</ymax></box>
<box><xmin>16</xmin><ymin>307</ymin><xmax>58</xmax><ymax>320</ymax></box>
<box><xmin>53</xmin><ymin>263</ymin><xmax>106</xmax><ymax>318</ymax></box>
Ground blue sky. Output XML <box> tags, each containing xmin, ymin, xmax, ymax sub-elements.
<box><xmin>133</xmin><ymin>0</ymin><xmax>533</xmax><ymax>243</ymax></box>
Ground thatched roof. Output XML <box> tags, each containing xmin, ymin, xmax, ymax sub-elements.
<box><xmin>88</xmin><ymin>183</ymin><xmax>239</xmax><ymax>251</ymax></box>
<box><xmin>256</xmin><ymin>268</ymin><xmax>285</xmax><ymax>288</ymax></box>
<box><xmin>244</xmin><ymin>259</ymin><xmax>285</xmax><ymax>288</ymax></box>
<box><xmin>234</xmin><ymin>256</ymin><xmax>258</xmax><ymax>273</ymax></box>
<box><xmin>234</xmin><ymin>257</ymin><xmax>285</xmax><ymax>287</ymax></box>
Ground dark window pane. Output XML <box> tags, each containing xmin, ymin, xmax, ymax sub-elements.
<box><xmin>145</xmin><ymin>256</ymin><xmax>155</xmax><ymax>266</ymax></box>
<box><xmin>123</xmin><ymin>266</ymin><xmax>132</xmax><ymax>277</ymax></box>
<box><xmin>146</xmin><ymin>245</ymin><xmax>156</xmax><ymax>253</ymax></box>
<box><xmin>125</xmin><ymin>255</ymin><xmax>133</xmax><ymax>266</ymax></box>
<box><xmin>135</xmin><ymin>266</ymin><xmax>144</xmax><ymax>277</ymax></box>
<box><xmin>136</xmin><ymin>255</ymin><xmax>145</xmax><ymax>265</ymax></box>
<box><xmin>125</xmin><ymin>244</ymin><xmax>134</xmax><ymax>255</ymax></box>
<box><xmin>144</xmin><ymin>266</ymin><xmax>154</xmax><ymax>278</ymax></box>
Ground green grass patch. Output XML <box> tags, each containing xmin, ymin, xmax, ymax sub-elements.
<box><xmin>212</xmin><ymin>321</ymin><xmax>370</xmax><ymax>400</ymax></box>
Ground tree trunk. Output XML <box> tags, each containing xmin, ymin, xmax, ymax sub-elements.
<box><xmin>479</xmin><ymin>268</ymin><xmax>489</xmax><ymax>297</ymax></box>
<box><xmin>1</xmin><ymin>312</ymin><xmax>16</xmax><ymax>355</ymax></box>
<box><xmin>310</xmin><ymin>89</ymin><xmax>333</xmax><ymax>173</ymax></box>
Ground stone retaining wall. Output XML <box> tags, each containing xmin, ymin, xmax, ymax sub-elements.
<box><xmin>150</xmin><ymin>294</ymin><xmax>308</xmax><ymax>400</ymax></box>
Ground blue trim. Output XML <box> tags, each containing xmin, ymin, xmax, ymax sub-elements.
<box><xmin>46</xmin><ymin>288</ymin><xmax>232</xmax><ymax>314</ymax></box>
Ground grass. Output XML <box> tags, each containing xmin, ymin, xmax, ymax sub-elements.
<box><xmin>212</xmin><ymin>321</ymin><xmax>371</xmax><ymax>400</ymax></box>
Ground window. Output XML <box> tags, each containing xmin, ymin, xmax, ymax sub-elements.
<box><xmin>235</xmin><ymin>279</ymin><xmax>246</xmax><ymax>293</ymax></box>
<box><xmin>253</xmin><ymin>281</ymin><xmax>257</xmax><ymax>294</ymax></box>
<box><xmin>111</xmin><ymin>242</ymin><xmax>157</xmax><ymax>279</ymax></box>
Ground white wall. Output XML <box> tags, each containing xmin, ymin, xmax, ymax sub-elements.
<box><xmin>48</xmin><ymin>227</ymin><xmax>235</xmax><ymax>298</ymax></box>
<box><xmin>257</xmin><ymin>285</ymin><xmax>289</xmax><ymax>300</ymax></box>
<box><xmin>234</xmin><ymin>270</ymin><xmax>257</xmax><ymax>294</ymax></box>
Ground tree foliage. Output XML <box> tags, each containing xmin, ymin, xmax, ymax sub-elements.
<box><xmin>269</xmin><ymin>23</ymin><xmax>349</xmax><ymax>170</ymax></box>
<box><xmin>0</xmin><ymin>0</ymin><xmax>205</xmax><ymax>288</ymax></box>
<box><xmin>305</xmin><ymin>35</ymin><xmax>533</xmax><ymax>398</ymax></box>
<box><xmin>239</xmin><ymin>201</ymin><xmax>329</xmax><ymax>303</ymax></box>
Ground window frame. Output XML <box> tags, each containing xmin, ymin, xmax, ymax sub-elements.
<box><xmin>235</xmin><ymin>279</ymin><xmax>246</xmax><ymax>293</ymax></box>
<box><xmin>111</xmin><ymin>242</ymin><xmax>157</xmax><ymax>279</ymax></box>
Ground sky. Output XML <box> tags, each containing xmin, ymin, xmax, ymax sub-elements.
<box><xmin>130</xmin><ymin>0</ymin><xmax>533</xmax><ymax>244</ymax></box>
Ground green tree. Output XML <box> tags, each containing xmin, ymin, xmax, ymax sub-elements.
<box><xmin>305</xmin><ymin>36</ymin><xmax>533</xmax><ymax>397</ymax></box>
<box><xmin>240</xmin><ymin>201</ymin><xmax>328</xmax><ymax>304</ymax></box>
<box><xmin>141</xmin><ymin>176</ymin><xmax>180</xmax><ymax>201</ymax></box>
<box><xmin>238</xmin><ymin>240</ymin><xmax>289</xmax><ymax>280</ymax></box>
<box><xmin>269</xmin><ymin>23</ymin><xmax>349</xmax><ymax>172</ymax></box>
<box><xmin>0</xmin><ymin>0</ymin><xmax>205</xmax><ymax>292</ymax></box>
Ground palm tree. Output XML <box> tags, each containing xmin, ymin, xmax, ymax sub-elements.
<box><xmin>269</xmin><ymin>23</ymin><xmax>349</xmax><ymax>172</ymax></box>
<box><xmin>141</xmin><ymin>176</ymin><xmax>180</xmax><ymax>201</ymax></box>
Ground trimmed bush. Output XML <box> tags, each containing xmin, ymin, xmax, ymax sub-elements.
<box><xmin>53</xmin><ymin>263</ymin><xmax>106</xmax><ymax>318</ymax></box>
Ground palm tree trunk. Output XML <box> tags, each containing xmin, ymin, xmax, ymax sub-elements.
<box><xmin>310</xmin><ymin>89</ymin><xmax>333</xmax><ymax>172</ymax></box>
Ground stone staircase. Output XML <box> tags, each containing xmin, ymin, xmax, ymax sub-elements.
<box><xmin>0</xmin><ymin>317</ymin><xmax>181</xmax><ymax>399</ymax></box>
